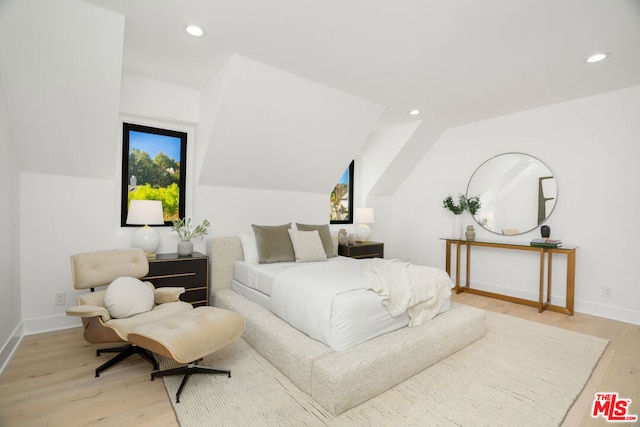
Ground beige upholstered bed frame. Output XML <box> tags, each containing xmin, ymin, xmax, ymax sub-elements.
<box><xmin>207</xmin><ymin>236</ymin><xmax>487</xmax><ymax>415</ymax></box>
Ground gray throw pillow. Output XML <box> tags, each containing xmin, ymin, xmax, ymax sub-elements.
<box><xmin>296</xmin><ymin>223</ymin><xmax>336</xmax><ymax>257</ymax></box>
<box><xmin>251</xmin><ymin>223</ymin><xmax>295</xmax><ymax>263</ymax></box>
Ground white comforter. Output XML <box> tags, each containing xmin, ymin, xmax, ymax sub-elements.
<box><xmin>363</xmin><ymin>258</ymin><xmax>454</xmax><ymax>326</ymax></box>
<box><xmin>269</xmin><ymin>257</ymin><xmax>453</xmax><ymax>350</ymax></box>
<box><xmin>270</xmin><ymin>258</ymin><xmax>372</xmax><ymax>349</ymax></box>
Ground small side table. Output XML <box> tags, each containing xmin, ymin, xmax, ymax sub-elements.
<box><xmin>142</xmin><ymin>252</ymin><xmax>209</xmax><ymax>307</ymax></box>
<box><xmin>338</xmin><ymin>241</ymin><xmax>384</xmax><ymax>259</ymax></box>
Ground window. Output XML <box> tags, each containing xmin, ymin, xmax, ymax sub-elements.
<box><xmin>121</xmin><ymin>123</ymin><xmax>187</xmax><ymax>226</ymax></box>
<box><xmin>330</xmin><ymin>160</ymin><xmax>354</xmax><ymax>224</ymax></box>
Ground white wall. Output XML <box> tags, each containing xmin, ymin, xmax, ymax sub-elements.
<box><xmin>0</xmin><ymin>82</ymin><xmax>22</xmax><ymax>368</ymax></box>
<box><xmin>197</xmin><ymin>54</ymin><xmax>384</xmax><ymax>193</ymax></box>
<box><xmin>195</xmin><ymin>186</ymin><xmax>331</xmax><ymax>239</ymax></box>
<box><xmin>389</xmin><ymin>85</ymin><xmax>640</xmax><ymax>325</ymax></box>
<box><xmin>16</xmin><ymin>67</ymin><xmax>367</xmax><ymax>334</ymax></box>
<box><xmin>0</xmin><ymin>0</ymin><xmax>124</xmax><ymax>180</ymax></box>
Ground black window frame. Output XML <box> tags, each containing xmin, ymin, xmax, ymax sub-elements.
<box><xmin>330</xmin><ymin>160</ymin><xmax>355</xmax><ymax>225</ymax></box>
<box><xmin>120</xmin><ymin>122</ymin><xmax>187</xmax><ymax>227</ymax></box>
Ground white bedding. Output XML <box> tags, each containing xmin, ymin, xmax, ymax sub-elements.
<box><xmin>233</xmin><ymin>257</ymin><xmax>452</xmax><ymax>351</ymax></box>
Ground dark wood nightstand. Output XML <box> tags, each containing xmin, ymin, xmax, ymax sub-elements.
<box><xmin>142</xmin><ymin>252</ymin><xmax>209</xmax><ymax>307</ymax></box>
<box><xmin>338</xmin><ymin>241</ymin><xmax>384</xmax><ymax>259</ymax></box>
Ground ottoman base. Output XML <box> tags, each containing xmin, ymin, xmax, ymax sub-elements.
<box><xmin>95</xmin><ymin>344</ymin><xmax>158</xmax><ymax>377</ymax></box>
<box><xmin>151</xmin><ymin>358</ymin><xmax>231</xmax><ymax>403</ymax></box>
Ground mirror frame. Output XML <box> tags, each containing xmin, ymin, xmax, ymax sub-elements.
<box><xmin>466</xmin><ymin>152</ymin><xmax>557</xmax><ymax>236</ymax></box>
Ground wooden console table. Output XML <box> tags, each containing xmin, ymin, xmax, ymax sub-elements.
<box><xmin>442</xmin><ymin>239</ymin><xmax>576</xmax><ymax>315</ymax></box>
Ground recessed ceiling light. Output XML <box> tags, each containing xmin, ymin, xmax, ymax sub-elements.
<box><xmin>409</xmin><ymin>109</ymin><xmax>421</xmax><ymax>116</ymax></box>
<box><xmin>586</xmin><ymin>53</ymin><xmax>608</xmax><ymax>63</ymax></box>
<box><xmin>186</xmin><ymin>25</ymin><xmax>205</xmax><ymax>37</ymax></box>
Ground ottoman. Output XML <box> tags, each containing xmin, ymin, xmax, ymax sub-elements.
<box><xmin>128</xmin><ymin>306</ymin><xmax>245</xmax><ymax>402</ymax></box>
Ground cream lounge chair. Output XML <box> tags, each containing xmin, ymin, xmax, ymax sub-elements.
<box><xmin>66</xmin><ymin>248</ymin><xmax>193</xmax><ymax>377</ymax></box>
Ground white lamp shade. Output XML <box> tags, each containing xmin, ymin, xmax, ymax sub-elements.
<box><xmin>355</xmin><ymin>208</ymin><xmax>374</xmax><ymax>224</ymax></box>
<box><xmin>126</xmin><ymin>200</ymin><xmax>164</xmax><ymax>225</ymax></box>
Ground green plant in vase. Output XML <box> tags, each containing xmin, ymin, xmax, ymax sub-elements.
<box><xmin>442</xmin><ymin>194</ymin><xmax>467</xmax><ymax>215</ymax></box>
<box><xmin>171</xmin><ymin>218</ymin><xmax>211</xmax><ymax>256</ymax></box>
<box><xmin>442</xmin><ymin>194</ymin><xmax>481</xmax><ymax>240</ymax></box>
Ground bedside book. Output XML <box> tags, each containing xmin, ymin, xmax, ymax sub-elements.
<box><xmin>530</xmin><ymin>238</ymin><xmax>562</xmax><ymax>248</ymax></box>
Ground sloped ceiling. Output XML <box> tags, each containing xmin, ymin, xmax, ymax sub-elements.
<box><xmin>84</xmin><ymin>0</ymin><xmax>640</xmax><ymax>197</ymax></box>
<box><xmin>197</xmin><ymin>55</ymin><xmax>384</xmax><ymax>193</ymax></box>
<box><xmin>2</xmin><ymin>0</ymin><xmax>640</xmax><ymax>197</ymax></box>
<box><xmin>84</xmin><ymin>0</ymin><xmax>640</xmax><ymax>127</ymax></box>
<box><xmin>0</xmin><ymin>0</ymin><xmax>124</xmax><ymax>179</ymax></box>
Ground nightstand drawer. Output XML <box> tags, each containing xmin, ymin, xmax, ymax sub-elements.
<box><xmin>145</xmin><ymin>271</ymin><xmax>205</xmax><ymax>289</ymax></box>
<box><xmin>339</xmin><ymin>242</ymin><xmax>384</xmax><ymax>259</ymax></box>
<box><xmin>143</xmin><ymin>252</ymin><xmax>209</xmax><ymax>307</ymax></box>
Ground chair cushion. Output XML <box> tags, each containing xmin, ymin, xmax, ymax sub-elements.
<box><xmin>128</xmin><ymin>306</ymin><xmax>245</xmax><ymax>363</ymax></box>
<box><xmin>107</xmin><ymin>301</ymin><xmax>193</xmax><ymax>340</ymax></box>
<box><xmin>104</xmin><ymin>277</ymin><xmax>154</xmax><ymax>319</ymax></box>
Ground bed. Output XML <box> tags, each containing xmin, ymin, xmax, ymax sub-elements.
<box><xmin>232</xmin><ymin>256</ymin><xmax>452</xmax><ymax>351</ymax></box>
<box><xmin>208</xmin><ymin>235</ymin><xmax>487</xmax><ymax>415</ymax></box>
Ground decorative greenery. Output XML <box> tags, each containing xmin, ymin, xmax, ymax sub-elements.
<box><xmin>466</xmin><ymin>195</ymin><xmax>482</xmax><ymax>215</ymax></box>
<box><xmin>442</xmin><ymin>194</ymin><xmax>467</xmax><ymax>215</ymax></box>
<box><xmin>170</xmin><ymin>218</ymin><xmax>211</xmax><ymax>241</ymax></box>
<box><xmin>442</xmin><ymin>194</ymin><xmax>482</xmax><ymax>215</ymax></box>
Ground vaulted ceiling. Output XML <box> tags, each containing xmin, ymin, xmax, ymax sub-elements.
<box><xmin>2</xmin><ymin>0</ymin><xmax>640</xmax><ymax>196</ymax></box>
<box><xmin>87</xmin><ymin>0</ymin><xmax>640</xmax><ymax>127</ymax></box>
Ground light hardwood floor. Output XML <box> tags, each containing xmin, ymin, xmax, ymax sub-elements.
<box><xmin>0</xmin><ymin>294</ymin><xmax>638</xmax><ymax>426</ymax></box>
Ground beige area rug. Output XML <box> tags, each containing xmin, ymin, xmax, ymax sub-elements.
<box><xmin>161</xmin><ymin>310</ymin><xmax>608</xmax><ymax>427</ymax></box>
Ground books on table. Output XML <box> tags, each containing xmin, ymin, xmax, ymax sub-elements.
<box><xmin>530</xmin><ymin>238</ymin><xmax>562</xmax><ymax>248</ymax></box>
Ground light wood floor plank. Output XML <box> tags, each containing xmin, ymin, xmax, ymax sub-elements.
<box><xmin>0</xmin><ymin>294</ymin><xmax>637</xmax><ymax>426</ymax></box>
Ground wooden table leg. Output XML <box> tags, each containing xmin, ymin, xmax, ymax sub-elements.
<box><xmin>455</xmin><ymin>242</ymin><xmax>461</xmax><ymax>292</ymax></box>
<box><xmin>566</xmin><ymin>249</ymin><xmax>576</xmax><ymax>315</ymax></box>
<box><xmin>465</xmin><ymin>242</ymin><xmax>471</xmax><ymax>287</ymax></box>
<box><xmin>446</xmin><ymin>241</ymin><xmax>455</xmax><ymax>292</ymax></box>
<box><xmin>538</xmin><ymin>249</ymin><xmax>545</xmax><ymax>313</ymax></box>
<box><xmin>547</xmin><ymin>251</ymin><xmax>553</xmax><ymax>307</ymax></box>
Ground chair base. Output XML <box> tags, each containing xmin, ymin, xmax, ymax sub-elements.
<box><xmin>151</xmin><ymin>359</ymin><xmax>231</xmax><ymax>403</ymax></box>
<box><xmin>95</xmin><ymin>344</ymin><xmax>158</xmax><ymax>377</ymax></box>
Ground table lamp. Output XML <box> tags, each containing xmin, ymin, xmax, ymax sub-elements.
<box><xmin>126</xmin><ymin>200</ymin><xmax>165</xmax><ymax>258</ymax></box>
<box><xmin>355</xmin><ymin>208</ymin><xmax>374</xmax><ymax>242</ymax></box>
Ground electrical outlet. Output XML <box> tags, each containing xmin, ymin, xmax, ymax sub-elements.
<box><xmin>602</xmin><ymin>286</ymin><xmax>612</xmax><ymax>298</ymax></box>
<box><xmin>55</xmin><ymin>292</ymin><xmax>65</xmax><ymax>306</ymax></box>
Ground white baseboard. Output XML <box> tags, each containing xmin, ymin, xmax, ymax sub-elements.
<box><xmin>22</xmin><ymin>313</ymin><xmax>82</xmax><ymax>335</ymax></box>
<box><xmin>458</xmin><ymin>279</ymin><xmax>640</xmax><ymax>326</ymax></box>
<box><xmin>574</xmin><ymin>300</ymin><xmax>640</xmax><ymax>326</ymax></box>
<box><xmin>0</xmin><ymin>315</ymin><xmax>81</xmax><ymax>376</ymax></box>
<box><xmin>0</xmin><ymin>322</ymin><xmax>24</xmax><ymax>376</ymax></box>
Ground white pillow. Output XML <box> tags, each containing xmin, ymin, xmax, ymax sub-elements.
<box><xmin>239</xmin><ymin>233</ymin><xmax>259</xmax><ymax>264</ymax></box>
<box><xmin>288</xmin><ymin>229</ymin><xmax>327</xmax><ymax>263</ymax></box>
<box><xmin>104</xmin><ymin>277</ymin><xmax>154</xmax><ymax>319</ymax></box>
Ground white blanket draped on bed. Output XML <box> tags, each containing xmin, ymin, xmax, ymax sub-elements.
<box><xmin>364</xmin><ymin>258</ymin><xmax>454</xmax><ymax>326</ymax></box>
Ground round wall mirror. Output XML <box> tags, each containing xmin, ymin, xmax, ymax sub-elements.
<box><xmin>466</xmin><ymin>152</ymin><xmax>557</xmax><ymax>235</ymax></box>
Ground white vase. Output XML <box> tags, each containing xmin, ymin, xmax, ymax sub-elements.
<box><xmin>452</xmin><ymin>215</ymin><xmax>463</xmax><ymax>239</ymax></box>
<box><xmin>177</xmin><ymin>240</ymin><xmax>193</xmax><ymax>256</ymax></box>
